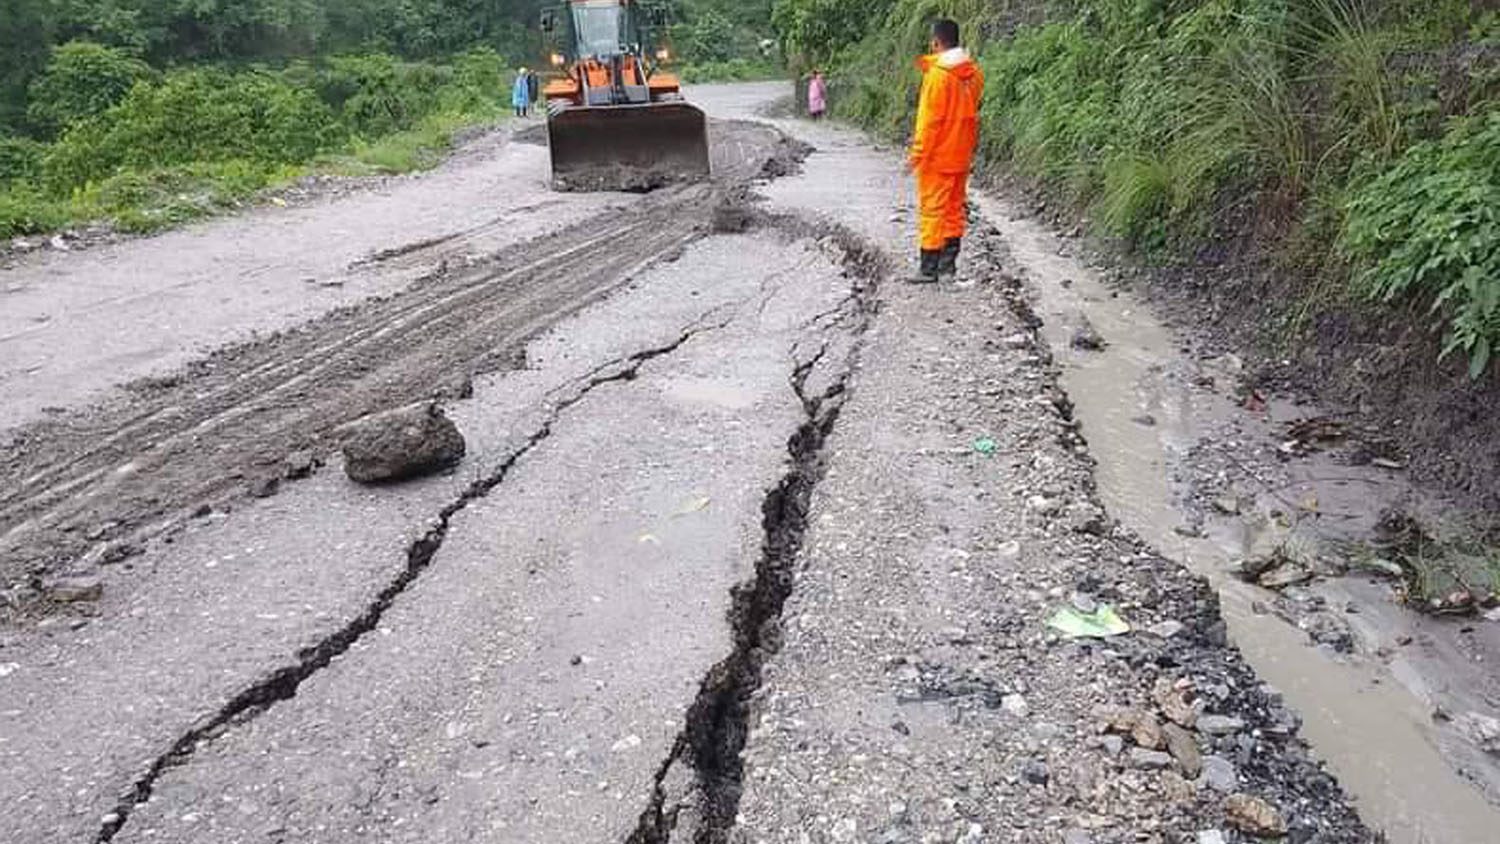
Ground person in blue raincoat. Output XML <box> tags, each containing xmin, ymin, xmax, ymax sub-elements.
<box><xmin>512</xmin><ymin>68</ymin><xmax>531</xmax><ymax>118</ymax></box>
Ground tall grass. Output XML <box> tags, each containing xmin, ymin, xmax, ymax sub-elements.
<box><xmin>811</xmin><ymin>0</ymin><xmax>1500</xmax><ymax>374</ymax></box>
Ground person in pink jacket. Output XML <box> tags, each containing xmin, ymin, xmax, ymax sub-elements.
<box><xmin>808</xmin><ymin>70</ymin><xmax>828</xmax><ymax>120</ymax></box>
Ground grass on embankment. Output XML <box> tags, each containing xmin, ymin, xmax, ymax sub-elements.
<box><xmin>788</xmin><ymin>0</ymin><xmax>1500</xmax><ymax>378</ymax></box>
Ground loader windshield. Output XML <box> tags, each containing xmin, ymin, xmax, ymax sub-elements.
<box><xmin>572</xmin><ymin>1</ymin><xmax>627</xmax><ymax>57</ymax></box>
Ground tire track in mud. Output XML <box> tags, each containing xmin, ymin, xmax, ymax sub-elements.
<box><xmin>0</xmin><ymin>121</ymin><xmax>806</xmax><ymax>615</ymax></box>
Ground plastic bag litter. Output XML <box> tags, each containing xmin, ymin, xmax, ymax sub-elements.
<box><xmin>1047</xmin><ymin>605</ymin><xmax>1130</xmax><ymax>638</ymax></box>
<box><xmin>973</xmin><ymin>438</ymin><xmax>998</xmax><ymax>455</ymax></box>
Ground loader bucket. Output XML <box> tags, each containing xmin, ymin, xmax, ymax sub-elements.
<box><xmin>547</xmin><ymin>101</ymin><xmax>711</xmax><ymax>192</ymax></box>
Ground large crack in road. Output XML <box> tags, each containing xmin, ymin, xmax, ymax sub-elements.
<box><xmin>627</xmin><ymin>221</ymin><xmax>886</xmax><ymax>844</ymax></box>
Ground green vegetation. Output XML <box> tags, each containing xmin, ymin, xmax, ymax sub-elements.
<box><xmin>666</xmin><ymin>1</ymin><xmax>782</xmax><ymax>81</ymax></box>
<box><xmin>0</xmin><ymin>48</ymin><xmax>509</xmax><ymax>239</ymax></box>
<box><xmin>1343</xmin><ymin>107</ymin><xmax>1500</xmax><ymax>378</ymax></box>
<box><xmin>0</xmin><ymin>1</ymin><xmax>783</xmax><ymax>239</ymax></box>
<box><xmin>0</xmin><ymin>2</ymin><xmax>548</xmax><ymax>239</ymax></box>
<box><xmin>773</xmin><ymin>0</ymin><xmax>1500</xmax><ymax>376</ymax></box>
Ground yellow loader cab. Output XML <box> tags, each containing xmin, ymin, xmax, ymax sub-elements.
<box><xmin>539</xmin><ymin>0</ymin><xmax>712</xmax><ymax>192</ymax></box>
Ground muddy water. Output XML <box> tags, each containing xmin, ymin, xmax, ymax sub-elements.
<box><xmin>972</xmin><ymin>191</ymin><xmax>1500</xmax><ymax>843</ymax></box>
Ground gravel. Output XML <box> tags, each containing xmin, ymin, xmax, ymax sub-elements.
<box><xmin>732</xmin><ymin>222</ymin><xmax>1372</xmax><ymax>842</ymax></box>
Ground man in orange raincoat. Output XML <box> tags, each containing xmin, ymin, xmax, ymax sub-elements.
<box><xmin>908</xmin><ymin>19</ymin><xmax>984</xmax><ymax>283</ymax></box>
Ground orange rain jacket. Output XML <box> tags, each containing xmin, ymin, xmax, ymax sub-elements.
<box><xmin>908</xmin><ymin>48</ymin><xmax>984</xmax><ymax>174</ymax></box>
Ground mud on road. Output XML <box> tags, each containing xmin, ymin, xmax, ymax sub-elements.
<box><xmin>0</xmin><ymin>119</ymin><xmax>804</xmax><ymax>621</ymax></box>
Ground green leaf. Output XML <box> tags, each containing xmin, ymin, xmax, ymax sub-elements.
<box><xmin>1471</xmin><ymin>336</ymin><xmax>1492</xmax><ymax>380</ymax></box>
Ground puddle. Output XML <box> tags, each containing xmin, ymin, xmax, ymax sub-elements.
<box><xmin>974</xmin><ymin>191</ymin><xmax>1500</xmax><ymax>843</ymax></box>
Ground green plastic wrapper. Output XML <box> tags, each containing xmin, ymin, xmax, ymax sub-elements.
<box><xmin>1047</xmin><ymin>605</ymin><xmax>1131</xmax><ymax>638</ymax></box>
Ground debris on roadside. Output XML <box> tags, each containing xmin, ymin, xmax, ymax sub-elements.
<box><xmin>1070</xmin><ymin>315</ymin><xmax>1107</xmax><ymax>351</ymax></box>
<box><xmin>1257</xmin><ymin>563</ymin><xmax>1312</xmax><ymax>590</ymax></box>
<box><xmin>1048</xmin><ymin>604</ymin><xmax>1130</xmax><ymax>638</ymax></box>
<box><xmin>1282</xmin><ymin>417</ymin><xmax>1346</xmax><ymax>456</ymax></box>
<box><xmin>1224</xmin><ymin>793</ymin><xmax>1289</xmax><ymax>838</ymax></box>
<box><xmin>44</xmin><ymin>574</ymin><xmax>104</xmax><ymax>604</ymax></box>
<box><xmin>1453</xmin><ymin>711</ymin><xmax>1500</xmax><ymax>755</ymax></box>
<box><xmin>674</xmin><ymin>496</ymin><xmax>712</xmax><ymax>516</ymax></box>
<box><xmin>338</xmin><ymin>402</ymin><xmax>467</xmax><ymax>483</ymax></box>
<box><xmin>283</xmin><ymin>450</ymin><xmax>318</xmax><ymax>480</ymax></box>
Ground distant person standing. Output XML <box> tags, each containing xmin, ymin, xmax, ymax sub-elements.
<box><xmin>907</xmin><ymin>19</ymin><xmax>984</xmax><ymax>283</ymax></box>
<box><xmin>527</xmin><ymin>69</ymin><xmax>540</xmax><ymax>112</ymax></box>
<box><xmin>513</xmin><ymin>67</ymin><xmax>531</xmax><ymax>118</ymax></box>
<box><xmin>808</xmin><ymin>70</ymin><xmax>828</xmax><ymax>120</ymax></box>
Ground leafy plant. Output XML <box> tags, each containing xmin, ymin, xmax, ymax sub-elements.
<box><xmin>0</xmin><ymin>182</ymin><xmax>69</xmax><ymax>239</ymax></box>
<box><xmin>0</xmin><ymin>136</ymin><xmax>46</xmax><ymax>186</ymax></box>
<box><xmin>1341</xmin><ymin>108</ymin><xmax>1500</xmax><ymax>378</ymax></box>
<box><xmin>44</xmin><ymin>68</ymin><xmax>344</xmax><ymax>191</ymax></box>
<box><xmin>26</xmin><ymin>41</ymin><xmax>155</xmax><ymax>137</ymax></box>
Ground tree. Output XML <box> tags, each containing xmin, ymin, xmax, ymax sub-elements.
<box><xmin>27</xmin><ymin>42</ymin><xmax>156</xmax><ymax>138</ymax></box>
<box><xmin>0</xmin><ymin>0</ymin><xmax>56</xmax><ymax>134</ymax></box>
<box><xmin>771</xmin><ymin>0</ymin><xmax>895</xmax><ymax>63</ymax></box>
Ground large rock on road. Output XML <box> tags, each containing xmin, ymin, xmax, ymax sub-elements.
<box><xmin>338</xmin><ymin>402</ymin><xmax>467</xmax><ymax>483</ymax></box>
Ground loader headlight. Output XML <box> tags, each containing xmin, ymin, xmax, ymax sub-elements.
<box><xmin>550</xmin><ymin>52</ymin><xmax>567</xmax><ymax>67</ymax></box>
<box><xmin>655</xmin><ymin>48</ymin><xmax>670</xmax><ymax>61</ymax></box>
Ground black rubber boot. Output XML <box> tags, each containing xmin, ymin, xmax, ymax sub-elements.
<box><xmin>907</xmin><ymin>249</ymin><xmax>941</xmax><ymax>284</ymax></box>
<box><xmin>937</xmin><ymin>237</ymin><xmax>962</xmax><ymax>277</ymax></box>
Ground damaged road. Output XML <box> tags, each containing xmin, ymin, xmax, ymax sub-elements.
<box><xmin>0</xmin><ymin>118</ymin><xmax>800</xmax><ymax>615</ymax></box>
<box><xmin>0</xmin><ymin>82</ymin><xmax>1386</xmax><ymax>844</ymax></box>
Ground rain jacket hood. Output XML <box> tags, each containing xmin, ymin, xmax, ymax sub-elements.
<box><xmin>916</xmin><ymin>47</ymin><xmax>978</xmax><ymax>78</ymax></box>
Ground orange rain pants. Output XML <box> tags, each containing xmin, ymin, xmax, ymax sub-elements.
<box><xmin>917</xmin><ymin>169</ymin><xmax>969</xmax><ymax>251</ymax></box>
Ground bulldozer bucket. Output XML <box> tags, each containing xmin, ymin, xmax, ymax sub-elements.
<box><xmin>547</xmin><ymin>101</ymin><xmax>711</xmax><ymax>192</ymax></box>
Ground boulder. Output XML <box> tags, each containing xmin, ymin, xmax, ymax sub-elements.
<box><xmin>340</xmin><ymin>402</ymin><xmax>467</xmax><ymax>483</ymax></box>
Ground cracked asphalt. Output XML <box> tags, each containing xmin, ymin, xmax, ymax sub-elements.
<box><xmin>1</xmin><ymin>83</ymin><xmax>1372</xmax><ymax>844</ymax></box>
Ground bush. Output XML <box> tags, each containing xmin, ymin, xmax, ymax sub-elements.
<box><xmin>0</xmin><ymin>136</ymin><xmax>45</xmax><ymax>186</ymax></box>
<box><xmin>1341</xmin><ymin>108</ymin><xmax>1500</xmax><ymax>378</ymax></box>
<box><xmin>441</xmin><ymin>47</ymin><xmax>508</xmax><ymax>112</ymax></box>
<box><xmin>319</xmin><ymin>54</ymin><xmax>462</xmax><ymax>137</ymax></box>
<box><xmin>0</xmin><ymin>45</ymin><xmax>514</xmax><ymax>240</ymax></box>
<box><xmin>26</xmin><ymin>41</ymin><xmax>155</xmax><ymax>137</ymax></box>
<box><xmin>0</xmin><ymin>183</ymin><xmax>69</xmax><ymax>239</ymax></box>
<box><xmin>674</xmin><ymin>10</ymin><xmax>738</xmax><ymax>64</ymax></box>
<box><xmin>87</xmin><ymin>159</ymin><xmax>295</xmax><ymax>232</ymax></box>
<box><xmin>44</xmin><ymin>68</ymin><xmax>343</xmax><ymax>190</ymax></box>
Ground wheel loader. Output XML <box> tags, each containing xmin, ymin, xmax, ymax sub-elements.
<box><xmin>539</xmin><ymin>0</ymin><xmax>711</xmax><ymax>191</ymax></box>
